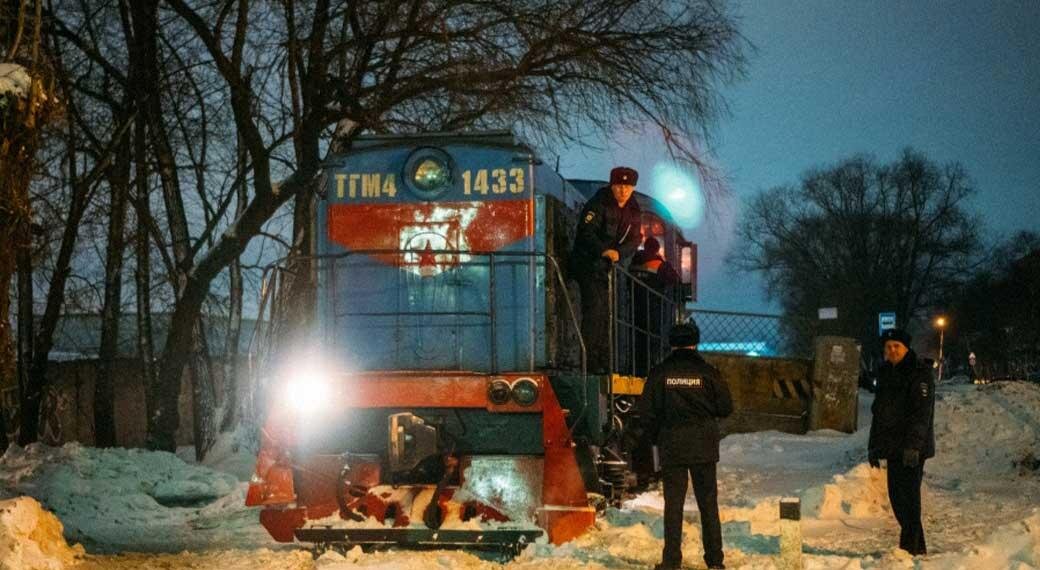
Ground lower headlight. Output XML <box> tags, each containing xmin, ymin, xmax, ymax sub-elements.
<box><xmin>284</xmin><ymin>366</ymin><xmax>332</xmax><ymax>412</ymax></box>
<box><xmin>488</xmin><ymin>379</ymin><xmax>512</xmax><ymax>405</ymax></box>
<box><xmin>510</xmin><ymin>378</ymin><xmax>539</xmax><ymax>406</ymax></box>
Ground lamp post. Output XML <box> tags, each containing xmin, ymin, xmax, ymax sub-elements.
<box><xmin>935</xmin><ymin>316</ymin><xmax>947</xmax><ymax>382</ymax></box>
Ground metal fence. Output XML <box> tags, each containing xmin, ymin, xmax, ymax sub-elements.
<box><xmin>690</xmin><ymin>308</ymin><xmax>811</xmax><ymax>359</ymax></box>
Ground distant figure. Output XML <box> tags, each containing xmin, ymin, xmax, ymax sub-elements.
<box><xmin>630</xmin><ymin>236</ymin><xmax>681</xmax><ymax>375</ymax></box>
<box><xmin>868</xmin><ymin>328</ymin><xmax>936</xmax><ymax>556</ymax></box>
<box><xmin>629</xmin><ymin>321</ymin><xmax>733</xmax><ymax>570</ymax></box>
<box><xmin>568</xmin><ymin>166</ymin><xmax>642</xmax><ymax>373</ymax></box>
<box><xmin>630</xmin><ymin>236</ymin><xmax>680</xmax><ymax>288</ymax></box>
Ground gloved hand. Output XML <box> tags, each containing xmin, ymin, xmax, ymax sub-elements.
<box><xmin>868</xmin><ymin>450</ymin><xmax>881</xmax><ymax>469</ymax></box>
<box><xmin>902</xmin><ymin>448</ymin><xmax>920</xmax><ymax>468</ymax></box>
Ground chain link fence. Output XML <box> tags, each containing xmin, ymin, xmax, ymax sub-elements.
<box><xmin>690</xmin><ymin>309</ymin><xmax>812</xmax><ymax>359</ymax></box>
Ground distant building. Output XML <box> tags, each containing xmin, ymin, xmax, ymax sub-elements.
<box><xmin>24</xmin><ymin>313</ymin><xmax>262</xmax><ymax>361</ymax></box>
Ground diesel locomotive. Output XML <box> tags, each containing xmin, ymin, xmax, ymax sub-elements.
<box><xmin>245</xmin><ymin>131</ymin><xmax>697</xmax><ymax>551</ymax></box>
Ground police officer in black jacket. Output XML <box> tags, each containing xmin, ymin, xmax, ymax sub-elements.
<box><xmin>868</xmin><ymin>328</ymin><xmax>936</xmax><ymax>555</ymax></box>
<box><xmin>569</xmin><ymin>166</ymin><xmax>642</xmax><ymax>373</ymax></box>
<box><xmin>632</xmin><ymin>321</ymin><xmax>733</xmax><ymax>570</ymax></box>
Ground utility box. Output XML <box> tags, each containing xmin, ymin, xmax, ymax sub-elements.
<box><xmin>809</xmin><ymin>336</ymin><xmax>860</xmax><ymax>433</ymax></box>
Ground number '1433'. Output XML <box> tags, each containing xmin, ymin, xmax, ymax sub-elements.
<box><xmin>462</xmin><ymin>168</ymin><xmax>525</xmax><ymax>195</ymax></box>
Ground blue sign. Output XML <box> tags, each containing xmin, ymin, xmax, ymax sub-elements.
<box><xmin>878</xmin><ymin>312</ymin><xmax>897</xmax><ymax>335</ymax></box>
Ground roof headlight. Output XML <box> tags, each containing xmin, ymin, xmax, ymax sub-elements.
<box><xmin>403</xmin><ymin>147</ymin><xmax>454</xmax><ymax>200</ymax></box>
<box><xmin>414</xmin><ymin>159</ymin><xmax>449</xmax><ymax>190</ymax></box>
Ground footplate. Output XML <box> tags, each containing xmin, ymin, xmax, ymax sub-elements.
<box><xmin>295</xmin><ymin>527</ymin><xmax>544</xmax><ymax>552</ymax></box>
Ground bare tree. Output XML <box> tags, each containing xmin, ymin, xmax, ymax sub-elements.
<box><xmin>730</xmin><ymin>149</ymin><xmax>983</xmax><ymax>354</ymax></box>
<box><xmin>140</xmin><ymin>0</ymin><xmax>747</xmax><ymax>452</ymax></box>
<box><xmin>2</xmin><ymin>0</ymin><xmax>62</xmax><ymax>447</ymax></box>
<box><xmin>951</xmin><ymin>231</ymin><xmax>1040</xmax><ymax>378</ymax></box>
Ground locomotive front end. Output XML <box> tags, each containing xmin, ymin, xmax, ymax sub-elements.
<box><xmin>245</xmin><ymin>133</ymin><xmax>596</xmax><ymax>551</ymax></box>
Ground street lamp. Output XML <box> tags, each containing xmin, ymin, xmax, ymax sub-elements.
<box><xmin>934</xmin><ymin>316</ymin><xmax>947</xmax><ymax>382</ymax></box>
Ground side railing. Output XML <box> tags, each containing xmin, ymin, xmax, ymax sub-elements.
<box><xmin>245</xmin><ymin>250</ymin><xmax>588</xmax><ymax>420</ymax></box>
<box><xmin>608</xmin><ymin>266</ymin><xmax>683</xmax><ymax>377</ymax></box>
<box><xmin>246</xmin><ymin>250</ymin><xmax>685</xmax><ymax>441</ymax></box>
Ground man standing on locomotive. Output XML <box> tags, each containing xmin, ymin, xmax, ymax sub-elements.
<box><xmin>629</xmin><ymin>321</ymin><xmax>732</xmax><ymax>570</ymax></box>
<box><xmin>569</xmin><ymin>166</ymin><xmax>642</xmax><ymax>373</ymax></box>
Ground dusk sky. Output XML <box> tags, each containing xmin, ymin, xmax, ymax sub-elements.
<box><xmin>560</xmin><ymin>0</ymin><xmax>1039</xmax><ymax>314</ymax></box>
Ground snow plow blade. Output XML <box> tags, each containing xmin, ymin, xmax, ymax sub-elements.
<box><xmin>295</xmin><ymin>527</ymin><xmax>544</xmax><ymax>553</ymax></box>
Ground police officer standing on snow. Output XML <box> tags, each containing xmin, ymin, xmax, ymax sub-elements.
<box><xmin>569</xmin><ymin>166</ymin><xmax>642</xmax><ymax>373</ymax></box>
<box><xmin>868</xmin><ymin>328</ymin><xmax>936</xmax><ymax>556</ymax></box>
<box><xmin>631</xmin><ymin>321</ymin><xmax>733</xmax><ymax>570</ymax></box>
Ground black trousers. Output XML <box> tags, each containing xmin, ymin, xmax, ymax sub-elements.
<box><xmin>887</xmin><ymin>460</ymin><xmax>926</xmax><ymax>555</ymax></box>
<box><xmin>661</xmin><ymin>462</ymin><xmax>723</xmax><ymax>568</ymax></box>
<box><xmin>577</xmin><ymin>274</ymin><xmax>610</xmax><ymax>373</ymax></box>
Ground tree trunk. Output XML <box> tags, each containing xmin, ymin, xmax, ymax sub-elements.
<box><xmin>220</xmin><ymin>141</ymin><xmax>247</xmax><ymax>433</ymax></box>
<box><xmin>15</xmin><ymin>239</ymin><xmax>34</xmax><ymax>445</ymax></box>
<box><xmin>0</xmin><ymin>61</ymin><xmax>35</xmax><ymax>446</ymax></box>
<box><xmin>190</xmin><ymin>322</ymin><xmax>217</xmax><ymax>459</ymax></box>
<box><xmin>21</xmin><ymin>124</ymin><xmax>98</xmax><ymax>445</ymax></box>
<box><xmin>150</xmin><ymin>169</ymin><xmax>312</xmax><ymax>452</ymax></box>
<box><xmin>128</xmin><ymin>0</ymin><xmax>217</xmax><ymax>458</ymax></box>
<box><xmin>94</xmin><ymin>113</ymin><xmax>132</xmax><ymax>447</ymax></box>
<box><xmin>133</xmin><ymin>116</ymin><xmax>157</xmax><ymax>436</ymax></box>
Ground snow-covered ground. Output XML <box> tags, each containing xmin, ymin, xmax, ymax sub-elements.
<box><xmin>2</xmin><ymin>380</ymin><xmax>1040</xmax><ymax>569</ymax></box>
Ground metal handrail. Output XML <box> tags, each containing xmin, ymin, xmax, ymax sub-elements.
<box><xmin>605</xmin><ymin>264</ymin><xmax>683</xmax><ymax>437</ymax></box>
<box><xmin>251</xmin><ymin>249</ymin><xmax>586</xmax><ymax>382</ymax></box>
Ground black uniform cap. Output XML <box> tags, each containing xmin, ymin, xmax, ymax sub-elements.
<box><xmin>880</xmin><ymin>328</ymin><xmax>912</xmax><ymax>349</ymax></box>
<box><xmin>610</xmin><ymin>166</ymin><xmax>638</xmax><ymax>186</ymax></box>
<box><xmin>669</xmin><ymin>322</ymin><xmax>700</xmax><ymax>347</ymax></box>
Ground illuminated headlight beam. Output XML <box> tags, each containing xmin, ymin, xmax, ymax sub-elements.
<box><xmin>282</xmin><ymin>361</ymin><xmax>334</xmax><ymax>412</ymax></box>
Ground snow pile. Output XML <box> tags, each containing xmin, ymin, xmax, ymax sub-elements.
<box><xmin>800</xmin><ymin>463</ymin><xmax>890</xmax><ymax>520</ymax></box>
<box><xmin>176</xmin><ymin>428</ymin><xmax>259</xmax><ymax>483</ymax></box>
<box><xmin>0</xmin><ymin>63</ymin><xmax>31</xmax><ymax>98</ymax></box>
<box><xmin>0</xmin><ymin>496</ymin><xmax>83</xmax><ymax>570</ymax></box>
<box><xmin>924</xmin><ymin>509</ymin><xmax>1040</xmax><ymax>569</ymax></box>
<box><xmin>0</xmin><ymin>443</ymin><xmax>271</xmax><ymax>552</ymax></box>
<box><xmin>82</xmin><ymin>549</ymin><xmax>314</xmax><ymax>570</ymax></box>
<box><xmin>930</xmin><ymin>381</ymin><xmax>1040</xmax><ymax>481</ymax></box>
<box><xmin>316</xmin><ymin>547</ymin><xmax>496</xmax><ymax>569</ymax></box>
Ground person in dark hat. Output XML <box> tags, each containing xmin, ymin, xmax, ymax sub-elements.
<box><xmin>569</xmin><ymin>166</ymin><xmax>643</xmax><ymax>373</ymax></box>
<box><xmin>868</xmin><ymin>327</ymin><xmax>936</xmax><ymax>555</ymax></box>
<box><xmin>630</xmin><ymin>236</ymin><xmax>680</xmax><ymax>288</ymax></box>
<box><xmin>628</xmin><ymin>320</ymin><xmax>733</xmax><ymax>570</ymax></box>
<box><xmin>630</xmin><ymin>236</ymin><xmax>682</xmax><ymax>376</ymax></box>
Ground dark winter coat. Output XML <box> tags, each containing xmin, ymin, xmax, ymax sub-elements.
<box><xmin>634</xmin><ymin>348</ymin><xmax>734</xmax><ymax>465</ymax></box>
<box><xmin>630</xmin><ymin>251</ymin><xmax>681</xmax><ymax>288</ymax></box>
<box><xmin>568</xmin><ymin>186</ymin><xmax>642</xmax><ymax>279</ymax></box>
<box><xmin>868</xmin><ymin>350</ymin><xmax>936</xmax><ymax>460</ymax></box>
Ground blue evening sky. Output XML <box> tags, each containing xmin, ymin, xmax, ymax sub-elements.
<box><xmin>558</xmin><ymin>0</ymin><xmax>1039</xmax><ymax>314</ymax></box>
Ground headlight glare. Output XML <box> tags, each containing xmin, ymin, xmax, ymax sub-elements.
<box><xmin>284</xmin><ymin>364</ymin><xmax>332</xmax><ymax>412</ymax></box>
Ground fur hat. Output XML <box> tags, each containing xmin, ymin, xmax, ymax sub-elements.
<box><xmin>610</xmin><ymin>166</ymin><xmax>638</xmax><ymax>186</ymax></box>
<box><xmin>668</xmin><ymin>321</ymin><xmax>700</xmax><ymax>347</ymax></box>
<box><xmin>880</xmin><ymin>328</ymin><xmax>912</xmax><ymax>348</ymax></box>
